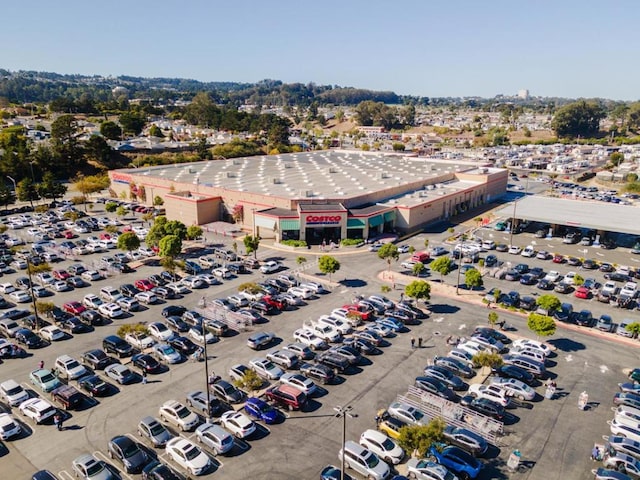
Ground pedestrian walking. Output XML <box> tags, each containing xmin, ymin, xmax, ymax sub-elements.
<box><xmin>410</xmin><ymin>337</ymin><xmax>416</xmax><ymax>349</ymax></box>
<box><xmin>54</xmin><ymin>413</ymin><xmax>63</xmax><ymax>431</ymax></box>
<box><xmin>141</xmin><ymin>370</ymin><xmax>147</xmax><ymax>384</ymax></box>
<box><xmin>418</xmin><ymin>337</ymin><xmax>423</xmax><ymax>348</ymax></box>
<box><xmin>400</xmin><ymin>292</ymin><xmax>405</xmax><ymax>302</ymax></box>
<box><xmin>38</xmin><ymin>360</ymin><xmax>44</xmax><ymax>369</ymax></box>
<box><xmin>591</xmin><ymin>445</ymin><xmax>600</xmax><ymax>461</ymax></box>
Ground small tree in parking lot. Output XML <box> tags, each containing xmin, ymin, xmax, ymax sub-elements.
<box><xmin>116</xmin><ymin>206</ymin><xmax>127</xmax><ymax>219</ymax></box>
<box><xmin>318</xmin><ymin>255</ymin><xmax>340</xmax><ymax>281</ymax></box>
<box><xmin>397</xmin><ymin>418</ymin><xmax>445</xmax><ymax>457</ymax></box>
<box><xmin>625</xmin><ymin>322</ymin><xmax>640</xmax><ymax>338</ymax></box>
<box><xmin>527</xmin><ymin>313</ymin><xmax>557</xmax><ymax>339</ymax></box>
<box><xmin>117</xmin><ymin>231</ymin><xmax>141</xmax><ymax>254</ymax></box>
<box><xmin>105</xmin><ymin>202</ymin><xmax>117</xmax><ymax>213</ymax></box>
<box><xmin>536</xmin><ymin>294</ymin><xmax>561</xmax><ymax>315</ymax></box>
<box><xmin>430</xmin><ymin>256</ymin><xmax>453</xmax><ymax>282</ymax></box>
<box><xmin>378</xmin><ymin>243</ymin><xmax>399</xmax><ymax>272</ymax></box>
<box><xmin>27</xmin><ymin>262</ymin><xmax>51</xmax><ymax>275</ymax></box>
<box><xmin>233</xmin><ymin>370</ymin><xmax>263</xmax><ymax>392</ymax></box>
<box><xmin>472</xmin><ymin>351</ymin><xmax>503</xmax><ymax>372</ymax></box>
<box><xmin>488</xmin><ymin>311</ymin><xmax>499</xmax><ymax>327</ymax></box>
<box><xmin>116</xmin><ymin>323</ymin><xmax>149</xmax><ymax>339</ymax></box>
<box><xmin>464</xmin><ymin>269</ymin><xmax>483</xmax><ymax>290</ymax></box>
<box><xmin>238</xmin><ymin>282</ymin><xmax>261</xmax><ymax>294</ymax></box>
<box><xmin>412</xmin><ymin>262</ymin><xmax>425</xmax><ymax>277</ymax></box>
<box><xmin>34</xmin><ymin>301</ymin><xmax>56</xmax><ymax>316</ymax></box>
<box><xmin>296</xmin><ymin>256</ymin><xmax>307</xmax><ymax>266</ymax></box>
<box><xmin>405</xmin><ymin>280</ymin><xmax>431</xmax><ymax>304</ymax></box>
<box><xmin>244</xmin><ymin>235</ymin><xmax>260</xmax><ymax>259</ymax></box>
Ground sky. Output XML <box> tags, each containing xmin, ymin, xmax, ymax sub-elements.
<box><xmin>1</xmin><ymin>0</ymin><xmax>639</xmax><ymax>100</ymax></box>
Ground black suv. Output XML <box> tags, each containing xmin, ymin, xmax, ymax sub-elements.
<box><xmin>300</xmin><ymin>362</ymin><xmax>336</xmax><ymax>384</ymax></box>
<box><xmin>103</xmin><ymin>335</ymin><xmax>133</xmax><ymax>357</ymax></box>
<box><xmin>317</xmin><ymin>352</ymin><xmax>350</xmax><ymax>374</ymax></box>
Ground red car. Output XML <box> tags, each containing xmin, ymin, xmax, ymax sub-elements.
<box><xmin>134</xmin><ymin>279</ymin><xmax>155</xmax><ymax>291</ymax></box>
<box><xmin>53</xmin><ymin>270</ymin><xmax>71</xmax><ymax>280</ymax></box>
<box><xmin>552</xmin><ymin>254</ymin><xmax>565</xmax><ymax>264</ymax></box>
<box><xmin>62</xmin><ymin>301</ymin><xmax>86</xmax><ymax>315</ymax></box>
<box><xmin>63</xmin><ymin>230</ymin><xmax>75</xmax><ymax>239</ymax></box>
<box><xmin>574</xmin><ymin>286</ymin><xmax>591</xmax><ymax>299</ymax></box>
<box><xmin>342</xmin><ymin>304</ymin><xmax>372</xmax><ymax>321</ymax></box>
<box><xmin>262</xmin><ymin>295</ymin><xmax>286</xmax><ymax>311</ymax></box>
<box><xmin>100</xmin><ymin>233</ymin><xmax>112</xmax><ymax>240</ymax></box>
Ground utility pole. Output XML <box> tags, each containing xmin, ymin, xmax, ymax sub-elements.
<box><xmin>334</xmin><ymin>405</ymin><xmax>357</xmax><ymax>480</ymax></box>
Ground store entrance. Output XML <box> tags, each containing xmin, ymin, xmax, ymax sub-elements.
<box><xmin>305</xmin><ymin>227</ymin><xmax>341</xmax><ymax>245</ymax></box>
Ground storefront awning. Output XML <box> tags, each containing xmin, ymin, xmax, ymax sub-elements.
<box><xmin>384</xmin><ymin>211</ymin><xmax>396</xmax><ymax>222</ymax></box>
<box><xmin>280</xmin><ymin>219</ymin><xmax>300</xmax><ymax>230</ymax></box>
<box><xmin>369</xmin><ymin>215</ymin><xmax>383</xmax><ymax>227</ymax></box>
<box><xmin>347</xmin><ymin>218</ymin><xmax>366</xmax><ymax>228</ymax></box>
<box><xmin>255</xmin><ymin>216</ymin><xmax>276</xmax><ymax>230</ymax></box>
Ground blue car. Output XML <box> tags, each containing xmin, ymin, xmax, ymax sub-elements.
<box><xmin>244</xmin><ymin>397</ymin><xmax>278</xmax><ymax>424</ymax></box>
<box><xmin>428</xmin><ymin>443</ymin><xmax>482</xmax><ymax>479</ymax></box>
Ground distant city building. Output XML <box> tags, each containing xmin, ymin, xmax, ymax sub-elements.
<box><xmin>517</xmin><ymin>89</ymin><xmax>530</xmax><ymax>100</ymax></box>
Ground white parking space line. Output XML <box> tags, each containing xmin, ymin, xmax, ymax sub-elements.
<box><xmin>94</xmin><ymin>450</ymin><xmax>134</xmax><ymax>480</ymax></box>
<box><xmin>57</xmin><ymin>470</ymin><xmax>75</xmax><ymax>480</ymax></box>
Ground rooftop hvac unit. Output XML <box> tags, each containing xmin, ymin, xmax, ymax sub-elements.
<box><xmin>224</xmin><ymin>171</ymin><xmax>235</xmax><ymax>178</ymax></box>
<box><xmin>419</xmin><ymin>191</ymin><xmax>429</xmax><ymax>197</ymax></box>
<box><xmin>327</xmin><ymin>167</ymin><xmax>337</xmax><ymax>173</ymax></box>
<box><xmin>232</xmin><ymin>159</ymin><xmax>242</xmax><ymax>165</ymax></box>
<box><xmin>305</xmin><ymin>190</ymin><xmax>314</xmax><ymax>197</ymax></box>
<box><xmin>479</xmin><ymin>167</ymin><xmax>489</xmax><ymax>173</ymax></box>
<box><xmin>188</xmin><ymin>168</ymin><xmax>195</xmax><ymax>174</ymax></box>
<box><xmin>284</xmin><ymin>163</ymin><xmax>293</xmax><ymax>168</ymax></box>
<box><xmin>270</xmin><ymin>177</ymin><xmax>281</xmax><ymax>184</ymax></box>
<box><xmin>377</xmin><ymin>171</ymin><xmax>387</xmax><ymax>179</ymax></box>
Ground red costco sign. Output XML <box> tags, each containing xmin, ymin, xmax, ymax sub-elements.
<box><xmin>306</xmin><ymin>215</ymin><xmax>342</xmax><ymax>225</ymax></box>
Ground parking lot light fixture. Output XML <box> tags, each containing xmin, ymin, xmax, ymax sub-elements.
<box><xmin>334</xmin><ymin>405</ymin><xmax>357</xmax><ymax>480</ymax></box>
<box><xmin>201</xmin><ymin>297</ymin><xmax>212</xmax><ymax>423</ymax></box>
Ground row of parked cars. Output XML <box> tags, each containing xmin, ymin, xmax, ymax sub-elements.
<box><xmin>591</xmin><ymin>368</ymin><xmax>640</xmax><ymax>479</ymax></box>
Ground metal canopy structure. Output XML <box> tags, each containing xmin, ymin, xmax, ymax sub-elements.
<box><xmin>494</xmin><ymin>196</ymin><xmax>640</xmax><ymax>236</ymax></box>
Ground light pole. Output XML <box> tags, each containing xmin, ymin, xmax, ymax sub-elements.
<box><xmin>6</xmin><ymin>176</ymin><xmax>16</xmax><ymax>195</ymax></box>
<box><xmin>455</xmin><ymin>236</ymin><xmax>465</xmax><ymax>295</ymax></box>
<box><xmin>25</xmin><ymin>257</ymin><xmax>40</xmax><ymax>331</ymax></box>
<box><xmin>29</xmin><ymin>161</ymin><xmax>36</xmax><ymax>184</ymax></box>
<box><xmin>334</xmin><ymin>405</ymin><xmax>357</xmax><ymax>480</ymax></box>
<box><xmin>201</xmin><ymin>297</ymin><xmax>212</xmax><ymax>423</ymax></box>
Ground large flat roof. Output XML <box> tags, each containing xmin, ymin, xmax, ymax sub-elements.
<box><xmin>131</xmin><ymin>150</ymin><xmax>487</xmax><ymax>201</ymax></box>
<box><xmin>494</xmin><ymin>196</ymin><xmax>640</xmax><ymax>236</ymax></box>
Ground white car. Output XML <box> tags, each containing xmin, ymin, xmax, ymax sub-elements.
<box><xmin>602</xmin><ymin>281</ymin><xmax>619</xmax><ymax>295</ymax></box>
<box><xmin>125</xmin><ymin>332</ymin><xmax>156</xmax><ymax>350</ymax></box>
<box><xmin>279</xmin><ymin>372</ymin><xmax>317</xmax><ymax>395</ymax></box>
<box><xmin>135</xmin><ymin>291</ymin><xmax>158</xmax><ymax>304</ymax></box>
<box><xmin>293</xmin><ymin>328</ymin><xmax>327</xmax><ymax>350</ymax></box>
<box><xmin>467</xmin><ymin>383</ymin><xmax>510</xmax><ymax>407</ymax></box>
<box><xmin>310</xmin><ymin>323</ymin><xmax>342</xmax><ymax>343</ymax></box>
<box><xmin>521</xmin><ymin>245</ymin><xmax>536</xmax><ymax>257</ymax></box>
<box><xmin>188</xmin><ymin>326</ymin><xmax>216</xmax><ymax>344</ymax></box>
<box><xmin>359</xmin><ymin>429</ymin><xmax>404</xmax><ymax>465</ymax></box>
<box><xmin>287</xmin><ymin>286</ymin><xmax>313</xmax><ymax>299</ymax></box>
<box><xmin>148</xmin><ymin>322</ymin><xmax>175</xmax><ymax>342</ymax></box>
<box><xmin>40</xmin><ymin>325</ymin><xmax>65</xmax><ymax>342</ymax></box>
<box><xmin>53</xmin><ymin>281</ymin><xmax>71</xmax><ymax>292</ymax></box>
<box><xmin>511</xmin><ymin>339</ymin><xmax>552</xmax><ymax>357</ymax></box>
<box><xmin>117</xmin><ymin>297</ymin><xmax>140</xmax><ymax>312</ymax></box>
<box><xmin>508</xmin><ymin>245</ymin><xmax>522</xmax><ymax>255</ymax></box>
<box><xmin>138</xmin><ymin>247</ymin><xmax>155</xmax><ymax>257</ymax></box>
<box><xmin>0</xmin><ymin>380</ymin><xmax>29</xmax><ymax>406</ymax></box>
<box><xmin>490</xmin><ymin>377</ymin><xmax>536</xmax><ymax>401</ymax></box>
<box><xmin>54</xmin><ymin>355</ymin><xmax>88</xmax><ymax>380</ymax></box>
<box><xmin>387</xmin><ymin>401</ymin><xmax>427</xmax><ymax>426</ymax></box>
<box><xmin>83</xmin><ymin>294</ymin><xmax>104</xmax><ymax>309</ymax></box>
<box><xmin>544</xmin><ymin>271</ymin><xmax>562</xmax><ymax>283</ymax></box>
<box><xmin>321</xmin><ymin>313</ymin><xmax>354</xmax><ymax>334</ymax></box>
<box><xmin>9</xmin><ymin>290</ymin><xmax>31</xmax><ymax>303</ymax></box>
<box><xmin>197</xmin><ymin>274</ymin><xmax>221</xmax><ymax>286</ymax></box>
<box><xmin>249</xmin><ymin>357</ymin><xmax>284</xmax><ymax>380</ymax></box>
<box><xmin>167</xmin><ymin>282</ymin><xmax>190</xmax><ymax>295</ymax></box>
<box><xmin>181</xmin><ymin>276</ymin><xmax>205</xmax><ymax>289</ymax></box>
<box><xmin>99</xmin><ymin>303</ymin><xmax>123</xmax><ymax>319</ymax></box>
<box><xmin>259</xmin><ymin>261</ymin><xmax>282</xmax><ymax>274</ymax></box>
<box><xmin>81</xmin><ymin>270</ymin><xmax>103</xmax><ymax>282</ymax></box>
<box><xmin>0</xmin><ymin>412</ymin><xmax>22</xmax><ymax>440</ymax></box>
<box><xmin>212</xmin><ymin>267</ymin><xmax>231</xmax><ymax>279</ymax></box>
<box><xmin>19</xmin><ymin>397</ymin><xmax>57</xmax><ymax>424</ymax></box>
<box><xmin>620</xmin><ymin>282</ymin><xmax>638</xmax><ymax>297</ymax></box>
<box><xmin>165</xmin><ymin>437</ymin><xmax>212</xmax><ymax>476</ymax></box>
<box><xmin>37</xmin><ymin>272</ymin><xmax>55</xmax><ymax>286</ymax></box>
<box><xmin>159</xmin><ymin>400</ymin><xmax>200</xmax><ymax>432</ymax></box>
<box><xmin>563</xmin><ymin>271</ymin><xmax>577</xmax><ymax>285</ymax></box>
<box><xmin>456</xmin><ymin>340</ymin><xmax>490</xmax><ymax>357</ymax></box>
<box><xmin>220</xmin><ymin>411</ymin><xmax>256</xmax><ymax>438</ymax></box>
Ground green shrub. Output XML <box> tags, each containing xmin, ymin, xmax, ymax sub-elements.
<box><xmin>340</xmin><ymin>238</ymin><xmax>364</xmax><ymax>246</ymax></box>
<box><xmin>281</xmin><ymin>239</ymin><xmax>307</xmax><ymax>247</ymax></box>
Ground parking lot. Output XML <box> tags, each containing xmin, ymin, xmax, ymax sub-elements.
<box><xmin>0</xmin><ymin>201</ymin><xmax>638</xmax><ymax>480</ymax></box>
